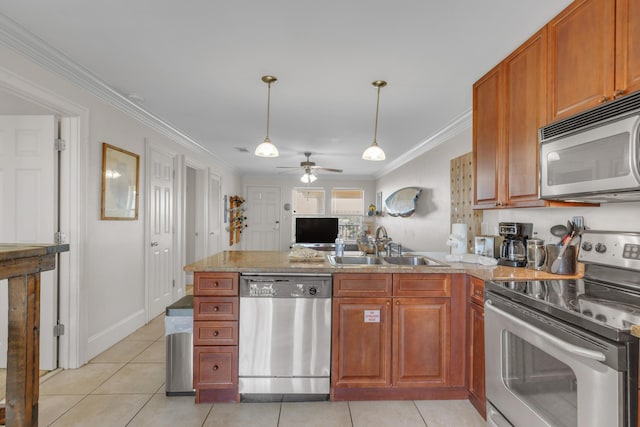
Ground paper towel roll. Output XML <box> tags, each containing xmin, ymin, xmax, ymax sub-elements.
<box><xmin>450</xmin><ymin>223</ymin><xmax>468</xmax><ymax>255</ymax></box>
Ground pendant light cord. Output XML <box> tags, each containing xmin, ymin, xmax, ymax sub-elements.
<box><xmin>373</xmin><ymin>85</ymin><xmax>381</xmax><ymax>143</ymax></box>
<box><xmin>266</xmin><ymin>81</ymin><xmax>271</xmax><ymax>139</ymax></box>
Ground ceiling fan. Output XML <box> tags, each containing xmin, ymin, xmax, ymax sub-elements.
<box><xmin>277</xmin><ymin>152</ymin><xmax>343</xmax><ymax>183</ymax></box>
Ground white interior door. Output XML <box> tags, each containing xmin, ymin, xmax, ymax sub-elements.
<box><xmin>245</xmin><ymin>185</ymin><xmax>281</xmax><ymax>250</ymax></box>
<box><xmin>147</xmin><ymin>146</ymin><xmax>175</xmax><ymax>317</ymax></box>
<box><xmin>207</xmin><ymin>172</ymin><xmax>221</xmax><ymax>255</ymax></box>
<box><xmin>0</xmin><ymin>115</ymin><xmax>57</xmax><ymax>370</ymax></box>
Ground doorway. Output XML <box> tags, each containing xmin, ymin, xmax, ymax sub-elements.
<box><xmin>244</xmin><ymin>185</ymin><xmax>282</xmax><ymax>250</ymax></box>
<box><xmin>0</xmin><ymin>114</ymin><xmax>59</xmax><ymax>372</ymax></box>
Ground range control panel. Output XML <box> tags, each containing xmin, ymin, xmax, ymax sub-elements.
<box><xmin>578</xmin><ymin>230</ymin><xmax>640</xmax><ymax>270</ymax></box>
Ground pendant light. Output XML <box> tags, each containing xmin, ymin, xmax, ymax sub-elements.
<box><xmin>255</xmin><ymin>75</ymin><xmax>280</xmax><ymax>157</ymax></box>
<box><xmin>362</xmin><ymin>80</ymin><xmax>387</xmax><ymax>161</ymax></box>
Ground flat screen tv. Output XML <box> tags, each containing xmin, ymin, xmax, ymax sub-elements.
<box><xmin>295</xmin><ymin>217</ymin><xmax>339</xmax><ymax>243</ymax></box>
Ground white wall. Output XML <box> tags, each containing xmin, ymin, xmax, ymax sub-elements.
<box><xmin>0</xmin><ymin>43</ymin><xmax>241</xmax><ymax>363</ymax></box>
<box><xmin>375</xmin><ymin>128</ymin><xmax>472</xmax><ymax>252</ymax></box>
<box><xmin>242</xmin><ymin>175</ymin><xmax>376</xmax><ymax>250</ymax></box>
<box><xmin>375</xmin><ymin>125</ymin><xmax>640</xmax><ymax>252</ymax></box>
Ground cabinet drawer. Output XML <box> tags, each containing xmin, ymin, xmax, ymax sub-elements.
<box><xmin>195</xmin><ymin>272</ymin><xmax>239</xmax><ymax>296</ymax></box>
<box><xmin>194</xmin><ymin>297</ymin><xmax>239</xmax><ymax>321</ymax></box>
<box><xmin>333</xmin><ymin>273</ymin><xmax>393</xmax><ymax>297</ymax></box>
<box><xmin>194</xmin><ymin>321</ymin><xmax>238</xmax><ymax>346</ymax></box>
<box><xmin>393</xmin><ymin>274</ymin><xmax>451</xmax><ymax>297</ymax></box>
<box><xmin>469</xmin><ymin>277</ymin><xmax>485</xmax><ymax>305</ymax></box>
<box><xmin>194</xmin><ymin>346</ymin><xmax>238</xmax><ymax>389</ymax></box>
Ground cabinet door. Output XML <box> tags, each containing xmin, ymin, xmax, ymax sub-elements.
<box><xmin>548</xmin><ymin>0</ymin><xmax>616</xmax><ymax>121</ymax></box>
<box><xmin>468</xmin><ymin>302</ymin><xmax>486</xmax><ymax>417</ymax></box>
<box><xmin>333</xmin><ymin>273</ymin><xmax>392</xmax><ymax>297</ymax></box>
<box><xmin>332</xmin><ymin>298</ymin><xmax>391</xmax><ymax>388</ymax></box>
<box><xmin>615</xmin><ymin>0</ymin><xmax>640</xmax><ymax>97</ymax></box>
<box><xmin>473</xmin><ymin>64</ymin><xmax>503</xmax><ymax>209</ymax></box>
<box><xmin>504</xmin><ymin>28</ymin><xmax>548</xmax><ymax>207</ymax></box>
<box><xmin>392</xmin><ymin>298</ymin><xmax>450</xmax><ymax>387</ymax></box>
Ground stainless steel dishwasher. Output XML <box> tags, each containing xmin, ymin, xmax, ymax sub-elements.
<box><xmin>238</xmin><ymin>273</ymin><xmax>332</xmax><ymax>401</ymax></box>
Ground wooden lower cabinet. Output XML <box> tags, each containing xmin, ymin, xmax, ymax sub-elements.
<box><xmin>467</xmin><ymin>277</ymin><xmax>486</xmax><ymax>418</ymax></box>
<box><xmin>331</xmin><ymin>273</ymin><xmax>467</xmax><ymax>401</ymax></box>
<box><xmin>193</xmin><ymin>272</ymin><xmax>240</xmax><ymax>403</ymax></box>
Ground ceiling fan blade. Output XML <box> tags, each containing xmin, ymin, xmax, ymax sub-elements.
<box><xmin>312</xmin><ymin>167</ymin><xmax>343</xmax><ymax>173</ymax></box>
<box><xmin>276</xmin><ymin>166</ymin><xmax>302</xmax><ymax>169</ymax></box>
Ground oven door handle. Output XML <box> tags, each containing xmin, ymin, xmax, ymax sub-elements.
<box><xmin>485</xmin><ymin>300</ymin><xmax>607</xmax><ymax>362</ymax></box>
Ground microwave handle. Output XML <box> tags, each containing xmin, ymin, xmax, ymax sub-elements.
<box><xmin>485</xmin><ymin>300</ymin><xmax>607</xmax><ymax>362</ymax></box>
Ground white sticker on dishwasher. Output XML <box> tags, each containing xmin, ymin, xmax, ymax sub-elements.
<box><xmin>364</xmin><ymin>310</ymin><xmax>380</xmax><ymax>323</ymax></box>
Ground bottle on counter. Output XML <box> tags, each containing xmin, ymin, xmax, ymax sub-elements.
<box><xmin>335</xmin><ymin>237</ymin><xmax>345</xmax><ymax>257</ymax></box>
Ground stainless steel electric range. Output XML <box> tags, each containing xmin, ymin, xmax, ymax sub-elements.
<box><xmin>484</xmin><ymin>230</ymin><xmax>640</xmax><ymax>427</ymax></box>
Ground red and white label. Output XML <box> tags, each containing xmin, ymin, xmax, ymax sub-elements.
<box><xmin>364</xmin><ymin>310</ymin><xmax>380</xmax><ymax>323</ymax></box>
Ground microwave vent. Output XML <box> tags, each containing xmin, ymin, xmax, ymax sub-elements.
<box><xmin>540</xmin><ymin>90</ymin><xmax>640</xmax><ymax>141</ymax></box>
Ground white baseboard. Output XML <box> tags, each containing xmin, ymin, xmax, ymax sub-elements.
<box><xmin>87</xmin><ymin>309</ymin><xmax>146</xmax><ymax>360</ymax></box>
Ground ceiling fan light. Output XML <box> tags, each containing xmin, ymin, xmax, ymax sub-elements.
<box><xmin>362</xmin><ymin>141</ymin><xmax>386</xmax><ymax>161</ymax></box>
<box><xmin>255</xmin><ymin>137</ymin><xmax>279</xmax><ymax>157</ymax></box>
<box><xmin>300</xmin><ymin>172</ymin><xmax>317</xmax><ymax>183</ymax></box>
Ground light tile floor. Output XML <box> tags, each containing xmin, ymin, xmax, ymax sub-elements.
<box><xmin>33</xmin><ymin>315</ymin><xmax>485</xmax><ymax>426</ymax></box>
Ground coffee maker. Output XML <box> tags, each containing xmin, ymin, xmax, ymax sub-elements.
<box><xmin>498</xmin><ymin>222</ymin><xmax>533</xmax><ymax>267</ymax></box>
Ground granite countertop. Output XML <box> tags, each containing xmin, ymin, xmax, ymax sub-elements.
<box><xmin>184</xmin><ymin>250</ymin><xmax>583</xmax><ymax>281</ymax></box>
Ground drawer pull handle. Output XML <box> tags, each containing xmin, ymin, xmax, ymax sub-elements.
<box><xmin>213</xmin><ymin>331</ymin><xmax>219</xmax><ymax>336</ymax></box>
<box><xmin>214</xmin><ymin>282</ymin><xmax>219</xmax><ymax>287</ymax></box>
<box><xmin>475</xmin><ymin>290</ymin><xmax>482</xmax><ymax>296</ymax></box>
<box><xmin>213</xmin><ymin>306</ymin><xmax>219</xmax><ymax>312</ymax></box>
<box><xmin>212</xmin><ymin>365</ymin><xmax>219</xmax><ymax>371</ymax></box>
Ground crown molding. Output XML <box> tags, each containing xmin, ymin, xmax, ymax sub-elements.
<box><xmin>0</xmin><ymin>12</ymin><xmax>228</xmax><ymax>167</ymax></box>
<box><xmin>374</xmin><ymin>109</ymin><xmax>472</xmax><ymax>179</ymax></box>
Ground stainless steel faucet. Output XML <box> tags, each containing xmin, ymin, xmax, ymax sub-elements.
<box><xmin>374</xmin><ymin>226</ymin><xmax>392</xmax><ymax>257</ymax></box>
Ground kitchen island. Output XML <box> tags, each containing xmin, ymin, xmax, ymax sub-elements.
<box><xmin>184</xmin><ymin>250</ymin><xmax>582</xmax><ymax>410</ymax></box>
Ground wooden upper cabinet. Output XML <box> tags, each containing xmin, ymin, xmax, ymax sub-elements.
<box><xmin>473</xmin><ymin>29</ymin><xmax>547</xmax><ymax>209</ymax></box>
<box><xmin>473</xmin><ymin>65</ymin><xmax>502</xmax><ymax>209</ymax></box>
<box><xmin>505</xmin><ymin>28</ymin><xmax>548</xmax><ymax>207</ymax></box>
<box><xmin>616</xmin><ymin>0</ymin><xmax>640</xmax><ymax>97</ymax></box>
<box><xmin>548</xmin><ymin>0</ymin><xmax>616</xmax><ymax>121</ymax></box>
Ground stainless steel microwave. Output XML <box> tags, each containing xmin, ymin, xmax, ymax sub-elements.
<box><xmin>539</xmin><ymin>91</ymin><xmax>640</xmax><ymax>203</ymax></box>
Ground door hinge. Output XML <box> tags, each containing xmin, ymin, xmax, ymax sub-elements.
<box><xmin>54</xmin><ymin>231</ymin><xmax>66</xmax><ymax>244</ymax></box>
<box><xmin>54</xmin><ymin>138</ymin><xmax>66</xmax><ymax>151</ymax></box>
<box><xmin>53</xmin><ymin>323</ymin><xmax>65</xmax><ymax>337</ymax></box>
<box><xmin>172</xmin><ymin>279</ymin><xmax>176</xmax><ymax>288</ymax></box>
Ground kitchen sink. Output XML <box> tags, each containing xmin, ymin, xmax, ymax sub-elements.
<box><xmin>383</xmin><ymin>256</ymin><xmax>429</xmax><ymax>265</ymax></box>
<box><xmin>327</xmin><ymin>255</ymin><xmax>383</xmax><ymax>265</ymax></box>
<box><xmin>327</xmin><ymin>254</ymin><xmax>448</xmax><ymax>267</ymax></box>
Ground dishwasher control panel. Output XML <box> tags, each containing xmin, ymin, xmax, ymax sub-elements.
<box><xmin>240</xmin><ymin>274</ymin><xmax>332</xmax><ymax>298</ymax></box>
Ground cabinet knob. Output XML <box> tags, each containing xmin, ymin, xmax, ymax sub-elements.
<box><xmin>599</xmin><ymin>96</ymin><xmax>609</xmax><ymax>103</ymax></box>
<box><xmin>213</xmin><ymin>306</ymin><xmax>219</xmax><ymax>312</ymax></box>
<box><xmin>396</xmin><ymin>301</ymin><xmax>400</xmax><ymax>305</ymax></box>
<box><xmin>212</xmin><ymin>365</ymin><xmax>219</xmax><ymax>371</ymax></box>
<box><xmin>213</xmin><ymin>281</ymin><xmax>219</xmax><ymax>287</ymax></box>
<box><xmin>613</xmin><ymin>89</ymin><xmax>625</xmax><ymax>99</ymax></box>
<box><xmin>213</xmin><ymin>331</ymin><xmax>219</xmax><ymax>336</ymax></box>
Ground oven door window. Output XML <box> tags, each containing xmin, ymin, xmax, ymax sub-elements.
<box><xmin>502</xmin><ymin>331</ymin><xmax>577</xmax><ymax>427</ymax></box>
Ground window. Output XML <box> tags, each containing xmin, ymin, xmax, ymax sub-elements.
<box><xmin>331</xmin><ymin>189</ymin><xmax>364</xmax><ymax>241</ymax></box>
<box><xmin>292</xmin><ymin>188</ymin><xmax>325</xmax><ymax>215</ymax></box>
<box><xmin>331</xmin><ymin>189</ymin><xmax>364</xmax><ymax>215</ymax></box>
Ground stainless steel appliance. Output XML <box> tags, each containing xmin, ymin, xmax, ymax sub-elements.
<box><xmin>238</xmin><ymin>273</ymin><xmax>332</xmax><ymax>401</ymax></box>
<box><xmin>539</xmin><ymin>90</ymin><xmax>640</xmax><ymax>203</ymax></box>
<box><xmin>497</xmin><ymin>222</ymin><xmax>533</xmax><ymax>267</ymax></box>
<box><xmin>485</xmin><ymin>230</ymin><xmax>640</xmax><ymax>427</ymax></box>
